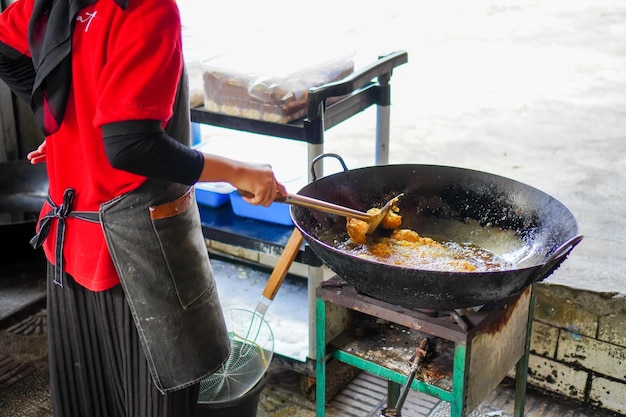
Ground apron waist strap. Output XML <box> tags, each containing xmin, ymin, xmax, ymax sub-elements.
<box><xmin>30</xmin><ymin>188</ymin><xmax>100</xmax><ymax>287</ymax></box>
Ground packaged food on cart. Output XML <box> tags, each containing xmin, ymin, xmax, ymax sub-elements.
<box><xmin>202</xmin><ymin>51</ymin><xmax>355</xmax><ymax>123</ymax></box>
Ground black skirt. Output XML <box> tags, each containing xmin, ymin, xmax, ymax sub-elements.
<box><xmin>46</xmin><ymin>264</ymin><xmax>200</xmax><ymax>417</ymax></box>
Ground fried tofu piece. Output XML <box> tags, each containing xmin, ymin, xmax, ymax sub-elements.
<box><xmin>448</xmin><ymin>259</ymin><xmax>478</xmax><ymax>272</ymax></box>
<box><xmin>371</xmin><ymin>242</ymin><xmax>392</xmax><ymax>257</ymax></box>
<box><xmin>381</xmin><ymin>208</ymin><xmax>402</xmax><ymax>230</ymax></box>
<box><xmin>346</xmin><ymin>218</ymin><xmax>368</xmax><ymax>244</ymax></box>
<box><xmin>390</xmin><ymin>229</ymin><xmax>436</xmax><ymax>245</ymax></box>
<box><xmin>390</xmin><ymin>229</ymin><xmax>420</xmax><ymax>242</ymax></box>
<box><xmin>365</xmin><ymin>207</ymin><xmax>403</xmax><ymax>230</ymax></box>
<box><xmin>347</xmin><ymin>203</ymin><xmax>402</xmax><ymax>244</ymax></box>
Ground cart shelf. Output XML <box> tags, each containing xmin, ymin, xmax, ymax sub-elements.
<box><xmin>191</xmin><ymin>50</ymin><xmax>408</xmax><ymax>168</ymax></box>
<box><xmin>198</xmin><ymin>204</ymin><xmax>322</xmax><ymax>267</ymax></box>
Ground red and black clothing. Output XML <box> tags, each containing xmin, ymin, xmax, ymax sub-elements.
<box><xmin>0</xmin><ymin>1</ymin><xmax>230</xmax><ymax>415</ymax></box>
<box><xmin>0</xmin><ymin>0</ymin><xmax>201</xmax><ymax>291</ymax></box>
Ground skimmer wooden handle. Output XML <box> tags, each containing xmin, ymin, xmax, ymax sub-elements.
<box><xmin>262</xmin><ymin>228</ymin><xmax>304</xmax><ymax>300</ymax></box>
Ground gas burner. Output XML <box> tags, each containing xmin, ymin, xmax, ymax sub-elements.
<box><xmin>413</xmin><ymin>308</ymin><xmax>469</xmax><ymax>331</ymax></box>
<box><xmin>321</xmin><ymin>278</ymin><xmax>480</xmax><ymax>331</ymax></box>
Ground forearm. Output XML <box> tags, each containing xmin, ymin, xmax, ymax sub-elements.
<box><xmin>198</xmin><ymin>154</ymin><xmax>287</xmax><ymax>206</ymax></box>
<box><xmin>102</xmin><ymin>120</ymin><xmax>287</xmax><ymax>206</ymax></box>
<box><xmin>197</xmin><ymin>154</ymin><xmax>247</xmax><ymax>184</ymax></box>
<box><xmin>102</xmin><ymin>121</ymin><xmax>204</xmax><ymax>185</ymax></box>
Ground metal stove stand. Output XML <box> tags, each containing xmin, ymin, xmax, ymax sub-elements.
<box><xmin>315</xmin><ymin>276</ymin><xmax>535</xmax><ymax>417</ymax></box>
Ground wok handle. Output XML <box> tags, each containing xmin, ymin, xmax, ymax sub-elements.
<box><xmin>309</xmin><ymin>153</ymin><xmax>349</xmax><ymax>181</ymax></box>
<box><xmin>262</xmin><ymin>228</ymin><xmax>304</xmax><ymax>301</ymax></box>
<box><xmin>533</xmin><ymin>234</ymin><xmax>584</xmax><ymax>282</ymax></box>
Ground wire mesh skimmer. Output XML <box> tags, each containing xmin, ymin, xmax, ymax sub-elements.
<box><xmin>198</xmin><ymin>228</ymin><xmax>303</xmax><ymax>403</ymax></box>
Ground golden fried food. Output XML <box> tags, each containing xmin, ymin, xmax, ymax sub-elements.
<box><xmin>448</xmin><ymin>259</ymin><xmax>478</xmax><ymax>272</ymax></box>
<box><xmin>340</xmin><ymin>203</ymin><xmax>511</xmax><ymax>273</ymax></box>
<box><xmin>390</xmin><ymin>229</ymin><xmax>435</xmax><ymax>245</ymax></box>
<box><xmin>347</xmin><ymin>205</ymin><xmax>403</xmax><ymax>244</ymax></box>
<box><xmin>342</xmin><ymin>235</ymin><xmax>500</xmax><ymax>272</ymax></box>
<box><xmin>371</xmin><ymin>242</ymin><xmax>392</xmax><ymax>257</ymax></box>
<box><xmin>381</xmin><ymin>207</ymin><xmax>402</xmax><ymax>229</ymax></box>
<box><xmin>346</xmin><ymin>218</ymin><xmax>369</xmax><ymax>244</ymax></box>
<box><xmin>364</xmin><ymin>207</ymin><xmax>403</xmax><ymax>230</ymax></box>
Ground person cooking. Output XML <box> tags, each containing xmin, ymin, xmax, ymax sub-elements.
<box><xmin>0</xmin><ymin>0</ymin><xmax>287</xmax><ymax>416</ymax></box>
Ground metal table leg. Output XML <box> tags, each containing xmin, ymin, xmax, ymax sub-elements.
<box><xmin>376</xmin><ymin>104</ymin><xmax>390</xmax><ymax>165</ymax></box>
<box><xmin>514</xmin><ymin>285</ymin><xmax>536</xmax><ymax>417</ymax></box>
<box><xmin>316</xmin><ymin>297</ymin><xmax>327</xmax><ymax>417</ymax></box>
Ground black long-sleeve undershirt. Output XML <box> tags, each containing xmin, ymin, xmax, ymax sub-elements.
<box><xmin>102</xmin><ymin>121</ymin><xmax>204</xmax><ymax>186</ymax></box>
<box><xmin>0</xmin><ymin>41</ymin><xmax>36</xmax><ymax>103</ymax></box>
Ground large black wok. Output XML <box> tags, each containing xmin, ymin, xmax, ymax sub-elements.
<box><xmin>0</xmin><ymin>161</ymin><xmax>48</xmax><ymax>261</ymax></box>
<box><xmin>291</xmin><ymin>156</ymin><xmax>582</xmax><ymax>310</ymax></box>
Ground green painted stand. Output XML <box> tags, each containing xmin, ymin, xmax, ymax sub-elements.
<box><xmin>316</xmin><ymin>277</ymin><xmax>535</xmax><ymax>417</ymax></box>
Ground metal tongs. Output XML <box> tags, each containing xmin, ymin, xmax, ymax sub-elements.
<box><xmin>239</xmin><ymin>191</ymin><xmax>404</xmax><ymax>235</ymax></box>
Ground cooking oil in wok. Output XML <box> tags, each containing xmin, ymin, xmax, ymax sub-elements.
<box><xmin>336</xmin><ymin>233</ymin><xmax>515</xmax><ymax>273</ymax></box>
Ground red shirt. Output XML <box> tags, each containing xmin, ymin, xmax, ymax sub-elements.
<box><xmin>0</xmin><ymin>0</ymin><xmax>183</xmax><ymax>291</ymax></box>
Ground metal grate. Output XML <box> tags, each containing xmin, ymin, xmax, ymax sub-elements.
<box><xmin>0</xmin><ymin>354</ymin><xmax>35</xmax><ymax>391</ymax></box>
<box><xmin>0</xmin><ymin>310</ymin><xmax>47</xmax><ymax>391</ymax></box>
<box><xmin>327</xmin><ymin>372</ymin><xmax>440</xmax><ymax>417</ymax></box>
<box><xmin>5</xmin><ymin>311</ymin><xmax>47</xmax><ymax>336</ymax></box>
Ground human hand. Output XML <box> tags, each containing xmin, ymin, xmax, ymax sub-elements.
<box><xmin>27</xmin><ymin>140</ymin><xmax>47</xmax><ymax>164</ymax></box>
<box><xmin>198</xmin><ymin>154</ymin><xmax>287</xmax><ymax>206</ymax></box>
<box><xmin>234</xmin><ymin>161</ymin><xmax>287</xmax><ymax>207</ymax></box>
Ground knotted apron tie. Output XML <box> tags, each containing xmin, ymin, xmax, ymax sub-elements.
<box><xmin>30</xmin><ymin>188</ymin><xmax>100</xmax><ymax>287</ymax></box>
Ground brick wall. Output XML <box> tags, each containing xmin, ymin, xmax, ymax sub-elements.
<box><xmin>528</xmin><ymin>283</ymin><xmax>626</xmax><ymax>415</ymax></box>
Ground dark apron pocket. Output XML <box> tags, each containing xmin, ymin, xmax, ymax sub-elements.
<box><xmin>150</xmin><ymin>187</ymin><xmax>211</xmax><ymax>308</ymax></box>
